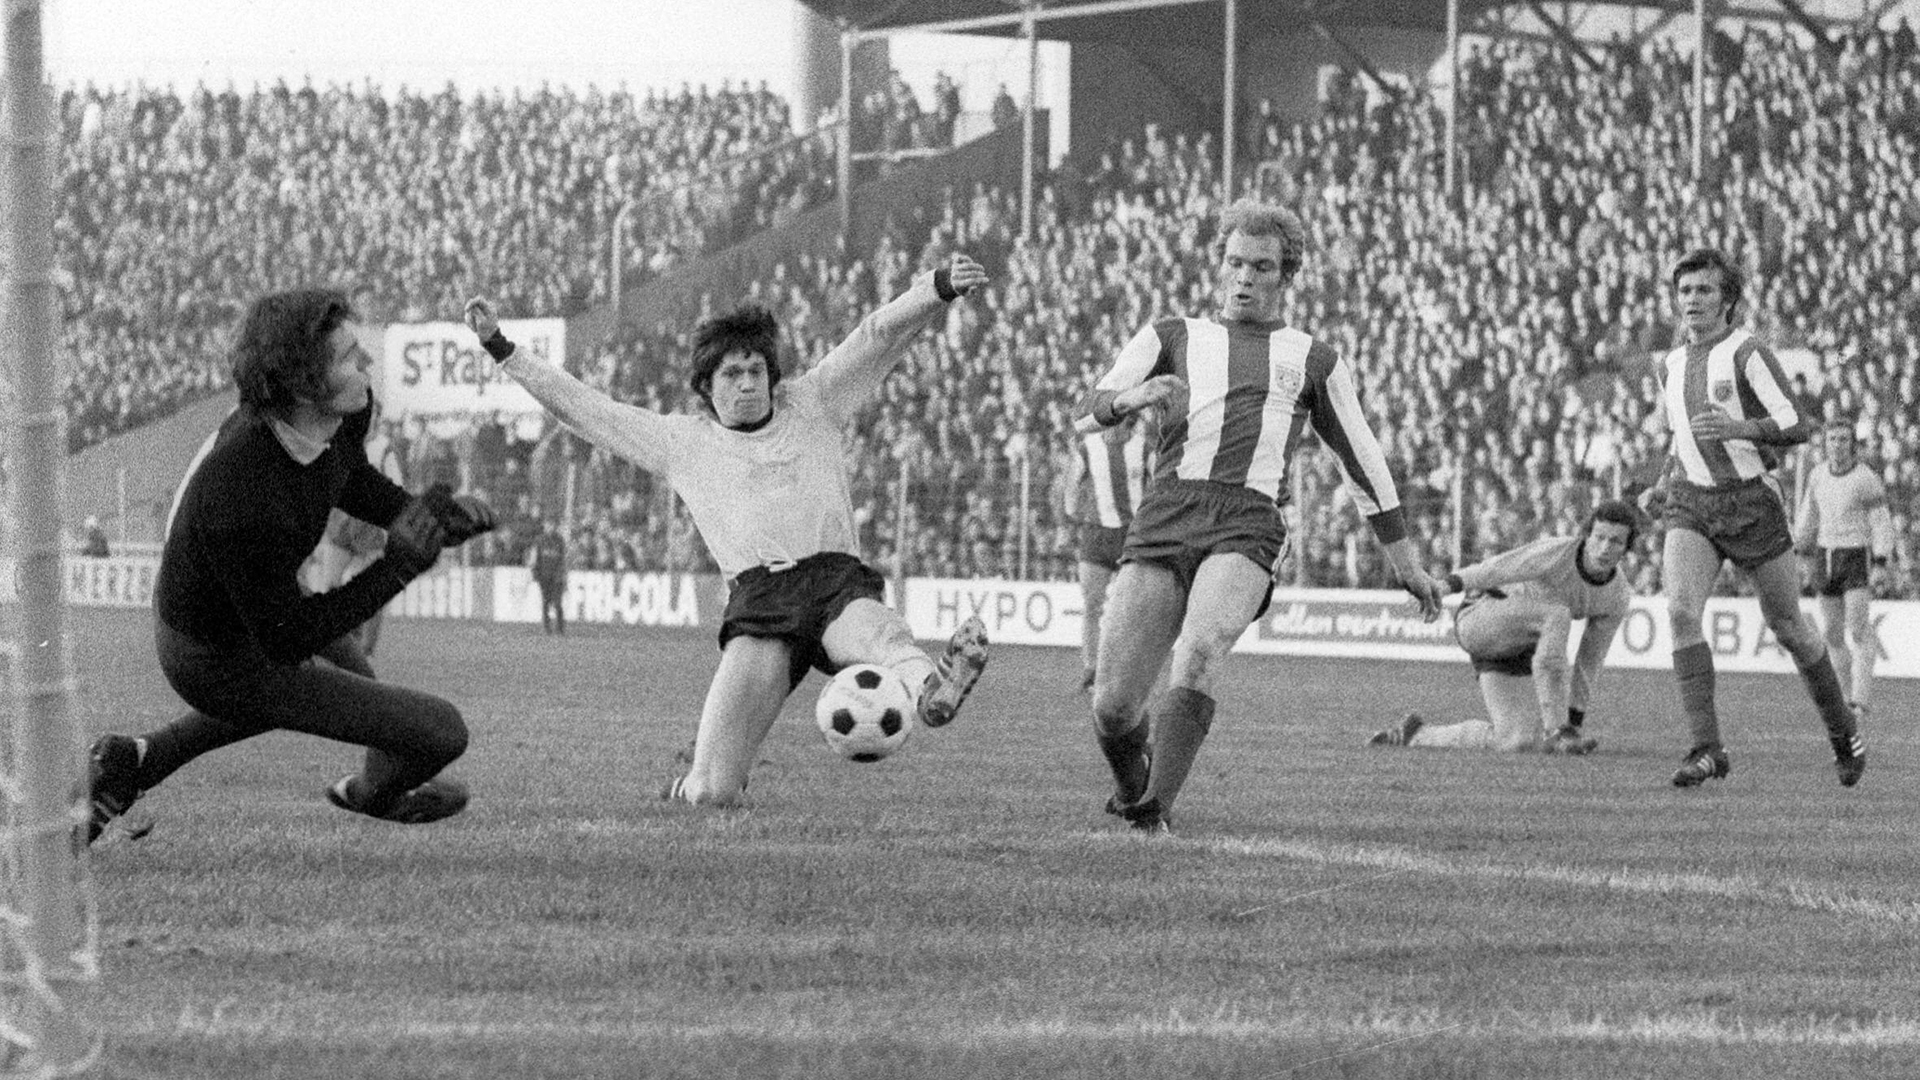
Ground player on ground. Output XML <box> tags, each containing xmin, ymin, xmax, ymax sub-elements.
<box><xmin>1059</xmin><ymin>413</ymin><xmax>1151</xmax><ymax>692</ymax></box>
<box><xmin>1079</xmin><ymin>199</ymin><xmax>1445</xmax><ymax>833</ymax></box>
<box><xmin>87</xmin><ymin>289</ymin><xmax>496</xmax><ymax>844</ymax></box>
<box><xmin>1638</xmin><ymin>248</ymin><xmax>1865</xmax><ymax>788</ymax></box>
<box><xmin>1367</xmin><ymin>501</ymin><xmax>1637</xmax><ymax>754</ymax></box>
<box><xmin>1793</xmin><ymin>418</ymin><xmax>1895</xmax><ymax>720</ymax></box>
<box><xmin>465</xmin><ymin>255</ymin><xmax>993</xmax><ymax>807</ymax></box>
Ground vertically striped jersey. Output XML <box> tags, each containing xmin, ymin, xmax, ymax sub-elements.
<box><xmin>1658</xmin><ymin>327</ymin><xmax>1807</xmax><ymax>487</ymax></box>
<box><xmin>1795</xmin><ymin>461</ymin><xmax>1894</xmax><ymax>554</ymax></box>
<box><xmin>1074</xmin><ymin>423</ymin><xmax>1151</xmax><ymax>529</ymax></box>
<box><xmin>1083</xmin><ymin>316</ymin><xmax>1406</xmax><ymax>540</ymax></box>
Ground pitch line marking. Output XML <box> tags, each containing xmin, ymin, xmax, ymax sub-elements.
<box><xmin>1206</xmin><ymin>835</ymin><xmax>1920</xmax><ymax>924</ymax></box>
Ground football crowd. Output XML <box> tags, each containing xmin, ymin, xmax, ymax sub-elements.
<box><xmin>54</xmin><ymin>20</ymin><xmax>1920</xmax><ymax>597</ymax></box>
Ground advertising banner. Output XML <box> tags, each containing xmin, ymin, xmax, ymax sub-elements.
<box><xmin>489</xmin><ymin>567</ymin><xmax>725</xmax><ymax>630</ymax></box>
<box><xmin>380</xmin><ymin>318</ymin><xmax>561</xmax><ymax>423</ymax></box>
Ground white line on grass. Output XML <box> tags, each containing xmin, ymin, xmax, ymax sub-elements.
<box><xmin>137</xmin><ymin>1011</ymin><xmax>1920</xmax><ymax>1049</ymax></box>
<box><xmin>1205</xmin><ymin>836</ymin><xmax>1920</xmax><ymax>924</ymax></box>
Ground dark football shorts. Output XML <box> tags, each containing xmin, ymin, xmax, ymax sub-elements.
<box><xmin>1122</xmin><ymin>479</ymin><xmax>1286</xmax><ymax>616</ymax></box>
<box><xmin>1808</xmin><ymin>546</ymin><xmax>1872</xmax><ymax>597</ymax></box>
<box><xmin>720</xmin><ymin>552</ymin><xmax>886</xmax><ymax>690</ymax></box>
<box><xmin>1664</xmin><ymin>476</ymin><xmax>1794</xmax><ymax>571</ymax></box>
<box><xmin>1078</xmin><ymin>523</ymin><xmax>1128</xmax><ymax>571</ymax></box>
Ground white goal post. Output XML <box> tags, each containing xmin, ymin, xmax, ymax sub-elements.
<box><xmin>2</xmin><ymin>0</ymin><xmax>101</xmax><ymax>1075</ymax></box>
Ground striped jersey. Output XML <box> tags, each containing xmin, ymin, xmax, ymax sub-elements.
<box><xmin>1794</xmin><ymin>461</ymin><xmax>1894</xmax><ymax>554</ymax></box>
<box><xmin>1657</xmin><ymin>327</ymin><xmax>1807</xmax><ymax>487</ymax></box>
<box><xmin>1072</xmin><ymin>423</ymin><xmax>1151</xmax><ymax>529</ymax></box>
<box><xmin>1083</xmin><ymin>315</ymin><xmax>1406</xmax><ymax>541</ymax></box>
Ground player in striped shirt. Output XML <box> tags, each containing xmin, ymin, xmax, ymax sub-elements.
<box><xmin>1078</xmin><ymin>199</ymin><xmax>1444</xmax><ymax>833</ymax></box>
<box><xmin>1060</xmin><ymin>414</ymin><xmax>1152</xmax><ymax>692</ymax></box>
<box><xmin>1638</xmin><ymin>249</ymin><xmax>1865</xmax><ymax>788</ymax></box>
<box><xmin>1366</xmin><ymin>501</ymin><xmax>1637</xmax><ymax>755</ymax></box>
<box><xmin>1793</xmin><ymin>418</ymin><xmax>1895</xmax><ymax>721</ymax></box>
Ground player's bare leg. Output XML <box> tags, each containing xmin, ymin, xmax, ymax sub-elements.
<box><xmin>1751</xmin><ymin>551</ymin><xmax>1863</xmax><ymax>784</ymax></box>
<box><xmin>1078</xmin><ymin>560</ymin><xmax>1116</xmax><ymax>692</ymax></box>
<box><xmin>1132</xmin><ymin>552</ymin><xmax>1269</xmax><ymax>826</ymax></box>
<box><xmin>1840</xmin><ymin>587</ymin><xmax>1877</xmax><ymax>716</ymax></box>
<box><xmin>1818</xmin><ymin>592</ymin><xmax>1853</xmax><ymax>704</ymax></box>
<box><xmin>1091</xmin><ymin>562</ymin><xmax>1182</xmax><ymax>815</ymax></box>
<box><xmin>1663</xmin><ymin>528</ymin><xmax>1730</xmax><ymax>785</ymax></box>
<box><xmin>675</xmin><ymin>637</ymin><xmax>793</xmax><ymax>806</ymax></box>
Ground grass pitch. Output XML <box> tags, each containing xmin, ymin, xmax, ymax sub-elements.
<box><xmin>72</xmin><ymin>606</ymin><xmax>1920</xmax><ymax>1079</ymax></box>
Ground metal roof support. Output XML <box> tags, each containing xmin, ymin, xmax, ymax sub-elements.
<box><xmin>843</xmin><ymin>0</ymin><xmax>1215</xmax><ymax>41</ymax></box>
<box><xmin>1770</xmin><ymin>0</ymin><xmax>1842</xmax><ymax>56</ymax></box>
<box><xmin>1692</xmin><ymin>0</ymin><xmax>1706</xmax><ymax>182</ymax></box>
<box><xmin>1023</xmin><ymin>2</ymin><xmax>1039</xmax><ymax>239</ymax></box>
<box><xmin>1223</xmin><ymin>0</ymin><xmax>1238</xmax><ymax>199</ymax></box>
<box><xmin>1524</xmin><ymin>0</ymin><xmax>1606</xmax><ymax>68</ymax></box>
<box><xmin>1445</xmin><ymin>0</ymin><xmax>1459</xmax><ymax>201</ymax></box>
<box><xmin>1309</xmin><ymin>21</ymin><xmax>1398</xmax><ymax>97</ymax></box>
<box><xmin>838</xmin><ymin>26</ymin><xmax>855</xmax><ymax>239</ymax></box>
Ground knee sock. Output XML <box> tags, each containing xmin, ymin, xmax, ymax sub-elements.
<box><xmin>1094</xmin><ymin>714</ymin><xmax>1151</xmax><ymax>806</ymax></box>
<box><xmin>1673</xmin><ymin>642</ymin><xmax>1721</xmax><ymax>749</ymax></box>
<box><xmin>137</xmin><ymin>711</ymin><xmax>256</xmax><ymax>790</ymax></box>
<box><xmin>1794</xmin><ymin>647</ymin><xmax>1859</xmax><ymax>754</ymax></box>
<box><xmin>1143</xmin><ymin>687</ymin><xmax>1215</xmax><ymax>814</ymax></box>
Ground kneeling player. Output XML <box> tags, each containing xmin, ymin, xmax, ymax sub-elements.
<box><xmin>1368</xmin><ymin>501</ymin><xmax>1637</xmax><ymax>753</ymax></box>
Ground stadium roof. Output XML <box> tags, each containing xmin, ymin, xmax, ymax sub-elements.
<box><xmin>800</xmin><ymin>0</ymin><xmax>1887</xmax><ymax>48</ymax></box>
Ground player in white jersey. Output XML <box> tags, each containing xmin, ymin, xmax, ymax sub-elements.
<box><xmin>1076</xmin><ymin>200</ymin><xmax>1444</xmax><ymax>833</ymax></box>
<box><xmin>1060</xmin><ymin>413</ymin><xmax>1151</xmax><ymax>691</ymax></box>
<box><xmin>1793</xmin><ymin>419</ymin><xmax>1895</xmax><ymax>719</ymax></box>
<box><xmin>464</xmin><ymin>255</ymin><xmax>992</xmax><ymax>807</ymax></box>
<box><xmin>1638</xmin><ymin>248</ymin><xmax>1864</xmax><ymax>788</ymax></box>
<box><xmin>1367</xmin><ymin>501</ymin><xmax>1636</xmax><ymax>754</ymax></box>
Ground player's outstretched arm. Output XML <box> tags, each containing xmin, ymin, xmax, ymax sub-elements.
<box><xmin>465</xmin><ymin>297</ymin><xmax>675</xmax><ymax>475</ymax></box>
<box><xmin>810</xmin><ymin>254</ymin><xmax>987</xmax><ymax>414</ymax></box>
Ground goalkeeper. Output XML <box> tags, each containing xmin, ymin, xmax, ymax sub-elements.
<box><xmin>1366</xmin><ymin>501</ymin><xmax>1638</xmax><ymax>754</ymax></box>
<box><xmin>86</xmin><ymin>289</ymin><xmax>497</xmax><ymax>844</ymax></box>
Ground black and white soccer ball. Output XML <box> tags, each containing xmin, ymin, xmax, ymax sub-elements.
<box><xmin>814</xmin><ymin>663</ymin><xmax>914</xmax><ymax>763</ymax></box>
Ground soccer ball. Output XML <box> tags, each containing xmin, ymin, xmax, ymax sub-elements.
<box><xmin>814</xmin><ymin>664</ymin><xmax>915</xmax><ymax>763</ymax></box>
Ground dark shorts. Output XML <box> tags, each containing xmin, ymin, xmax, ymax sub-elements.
<box><xmin>720</xmin><ymin>552</ymin><xmax>886</xmax><ymax>690</ymax></box>
<box><xmin>1078</xmin><ymin>524</ymin><xmax>1128</xmax><ymax>571</ymax></box>
<box><xmin>1809</xmin><ymin>546</ymin><xmax>1871</xmax><ymax>597</ymax></box>
<box><xmin>1664</xmin><ymin>476</ymin><xmax>1794</xmax><ymax>571</ymax></box>
<box><xmin>1123</xmin><ymin>479</ymin><xmax>1285</xmax><ymax>616</ymax></box>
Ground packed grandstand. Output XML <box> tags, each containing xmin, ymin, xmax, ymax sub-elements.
<box><xmin>51</xmin><ymin>18</ymin><xmax>1920</xmax><ymax>596</ymax></box>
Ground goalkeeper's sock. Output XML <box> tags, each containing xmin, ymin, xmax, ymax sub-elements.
<box><xmin>138</xmin><ymin>714</ymin><xmax>251</xmax><ymax>789</ymax></box>
<box><xmin>1142</xmin><ymin>687</ymin><xmax>1214</xmax><ymax>815</ymax></box>
<box><xmin>1673</xmin><ymin>642</ymin><xmax>1721</xmax><ymax>750</ymax></box>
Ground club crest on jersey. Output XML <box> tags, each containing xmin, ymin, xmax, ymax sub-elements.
<box><xmin>1711</xmin><ymin>379</ymin><xmax>1734</xmax><ymax>404</ymax></box>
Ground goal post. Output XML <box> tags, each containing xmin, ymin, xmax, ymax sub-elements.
<box><xmin>2</xmin><ymin>0</ymin><xmax>102</xmax><ymax>1074</ymax></box>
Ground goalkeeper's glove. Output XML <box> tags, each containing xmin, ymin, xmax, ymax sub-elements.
<box><xmin>421</xmin><ymin>482</ymin><xmax>499</xmax><ymax>544</ymax></box>
<box><xmin>383</xmin><ymin>497</ymin><xmax>446</xmax><ymax>582</ymax></box>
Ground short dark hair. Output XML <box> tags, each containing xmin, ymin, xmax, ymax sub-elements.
<box><xmin>688</xmin><ymin>305</ymin><xmax>782</xmax><ymax>409</ymax></box>
<box><xmin>1585</xmin><ymin>499</ymin><xmax>1641</xmax><ymax>552</ymax></box>
<box><xmin>231</xmin><ymin>288</ymin><xmax>355</xmax><ymax>415</ymax></box>
<box><xmin>1670</xmin><ymin>248</ymin><xmax>1743</xmax><ymax>323</ymax></box>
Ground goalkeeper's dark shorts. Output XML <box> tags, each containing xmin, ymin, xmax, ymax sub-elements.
<box><xmin>1122</xmin><ymin>479</ymin><xmax>1284</xmax><ymax>616</ymax></box>
<box><xmin>721</xmin><ymin>552</ymin><xmax>886</xmax><ymax>690</ymax></box>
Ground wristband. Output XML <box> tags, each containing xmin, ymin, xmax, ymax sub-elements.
<box><xmin>934</xmin><ymin>268</ymin><xmax>962</xmax><ymax>302</ymax></box>
<box><xmin>1567</xmin><ymin>707</ymin><xmax>1585</xmax><ymax>730</ymax></box>
<box><xmin>1445</xmin><ymin>573</ymin><xmax>1465</xmax><ymax>595</ymax></box>
<box><xmin>479</xmin><ymin>329</ymin><xmax>516</xmax><ymax>362</ymax></box>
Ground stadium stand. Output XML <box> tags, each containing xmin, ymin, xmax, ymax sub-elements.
<box><xmin>53</xmin><ymin>21</ymin><xmax>1920</xmax><ymax>596</ymax></box>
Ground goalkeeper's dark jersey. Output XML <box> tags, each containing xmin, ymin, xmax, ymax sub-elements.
<box><xmin>157</xmin><ymin>400</ymin><xmax>413</xmax><ymax>665</ymax></box>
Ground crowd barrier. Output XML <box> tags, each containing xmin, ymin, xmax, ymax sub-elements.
<box><xmin>21</xmin><ymin>555</ymin><xmax>1920</xmax><ymax>679</ymax></box>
